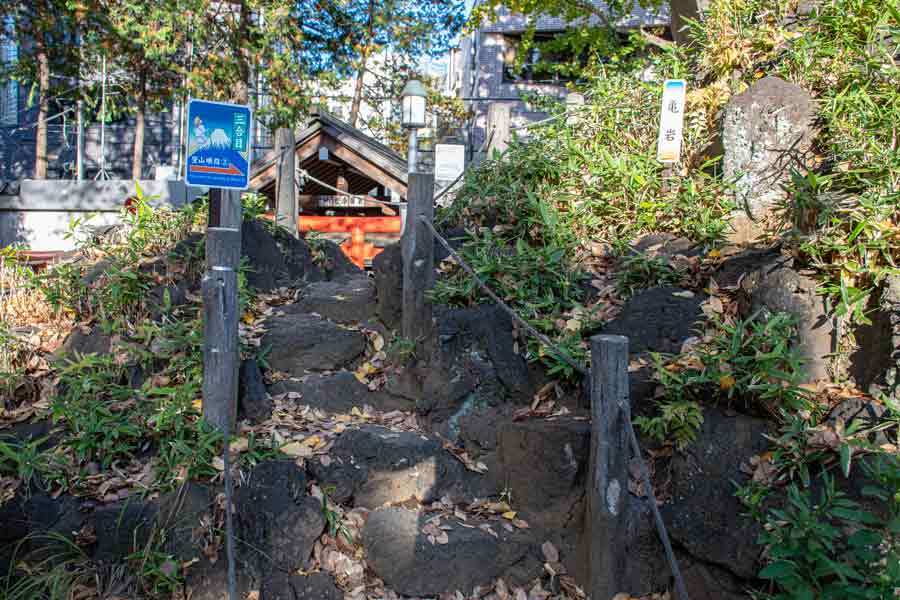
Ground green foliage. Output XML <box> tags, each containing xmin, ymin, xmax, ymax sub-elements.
<box><xmin>659</xmin><ymin>312</ymin><xmax>811</xmax><ymax>417</ymax></box>
<box><xmin>386</xmin><ymin>335</ymin><xmax>417</xmax><ymax>365</ymax></box>
<box><xmin>634</xmin><ymin>399</ymin><xmax>704</xmax><ymax>451</ymax></box>
<box><xmin>129</xmin><ymin>548</ymin><xmax>182</xmax><ymax>598</ymax></box>
<box><xmin>52</xmin><ymin>354</ymin><xmax>144</xmax><ymax>468</ymax></box>
<box><xmin>241</xmin><ymin>192</ymin><xmax>269</xmax><ymax>221</ymax></box>
<box><xmin>0</xmin><ymin>322</ymin><xmax>31</xmax><ymax>398</ymax></box>
<box><xmin>0</xmin><ymin>436</ymin><xmax>54</xmax><ymax>492</ymax></box>
<box><xmin>0</xmin><ymin>534</ymin><xmax>97</xmax><ymax>600</ymax></box>
<box><xmin>685</xmin><ymin>0</ymin><xmax>900</xmax><ymax>325</ymax></box>
<box><xmin>320</xmin><ymin>486</ymin><xmax>352</xmax><ymax>544</ymax></box>
<box><xmin>756</xmin><ymin>460</ymin><xmax>900</xmax><ymax>599</ymax></box>
<box><xmin>615</xmin><ymin>253</ymin><xmax>684</xmax><ymax>297</ymax></box>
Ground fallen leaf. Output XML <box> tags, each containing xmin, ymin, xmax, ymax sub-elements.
<box><xmin>502</xmin><ymin>511</ymin><xmax>517</xmax><ymax>520</ymax></box>
<box><xmin>281</xmin><ymin>442</ymin><xmax>313</xmax><ymax>458</ymax></box>
<box><xmin>719</xmin><ymin>375</ymin><xmax>736</xmax><ymax>391</ymax></box>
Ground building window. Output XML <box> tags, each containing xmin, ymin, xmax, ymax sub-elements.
<box><xmin>0</xmin><ymin>15</ymin><xmax>17</xmax><ymax>126</ymax></box>
<box><xmin>501</xmin><ymin>32</ymin><xmax>582</xmax><ymax>84</ymax></box>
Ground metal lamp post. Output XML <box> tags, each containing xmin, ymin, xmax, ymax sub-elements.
<box><xmin>401</xmin><ymin>79</ymin><xmax>427</xmax><ymax>174</ymax></box>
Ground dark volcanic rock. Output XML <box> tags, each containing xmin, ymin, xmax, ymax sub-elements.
<box><xmin>242</xmin><ymin>219</ymin><xmax>323</xmax><ymax>291</ymax></box>
<box><xmin>373</xmin><ymin>243</ymin><xmax>402</xmax><ymax>329</ymax></box>
<box><xmin>743</xmin><ymin>254</ymin><xmax>834</xmax><ymax>381</ymax></box>
<box><xmin>235</xmin><ymin>460</ymin><xmax>325</xmax><ymax>573</ymax></box>
<box><xmin>631</xmin><ymin>232</ymin><xmax>702</xmax><ymax>258</ymax></box>
<box><xmin>263</xmin><ymin>572</ymin><xmax>344</xmax><ymax>600</ymax></box>
<box><xmin>320</xmin><ymin>239</ymin><xmax>364</xmax><ymax>282</ymax></box>
<box><xmin>54</xmin><ymin>325</ymin><xmax>111</xmax><ymax>360</ymax></box>
<box><xmin>307</xmin><ymin>425</ymin><xmax>491</xmax><ymax>508</ymax></box>
<box><xmin>293</xmin><ymin>277</ymin><xmax>376</xmax><ymax>324</ymax></box>
<box><xmin>497</xmin><ymin>418</ymin><xmax>590</xmax><ymax>529</ymax></box>
<box><xmin>269</xmin><ymin>372</ymin><xmax>412</xmax><ymax>414</ymax></box>
<box><xmin>262</xmin><ymin>313</ymin><xmax>366</xmax><ymax>375</ymax></box>
<box><xmin>602</xmin><ymin>287</ymin><xmax>706</xmax><ymax>354</ymax></box>
<box><xmin>362</xmin><ymin>507</ymin><xmax>541</xmax><ymax>596</ymax></box>
<box><xmin>147</xmin><ymin>281</ymin><xmax>191</xmax><ymax>319</ymax></box>
<box><xmin>420</xmin><ymin>305</ymin><xmax>532</xmax><ymax>424</ymax></box>
<box><xmin>158</xmin><ymin>481</ymin><xmax>215</xmax><ymax>562</ymax></box>
<box><xmin>239</xmin><ymin>358</ymin><xmax>272</xmax><ymax>423</ymax></box>
<box><xmin>661</xmin><ymin>407</ymin><xmax>770</xmax><ymax>579</ymax></box>
<box><xmin>89</xmin><ymin>499</ymin><xmax>158</xmax><ymax>562</ymax></box>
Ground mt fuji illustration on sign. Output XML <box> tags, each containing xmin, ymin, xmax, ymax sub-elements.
<box><xmin>185</xmin><ymin>99</ymin><xmax>254</xmax><ymax>190</ymax></box>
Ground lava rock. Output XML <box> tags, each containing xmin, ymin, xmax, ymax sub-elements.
<box><xmin>320</xmin><ymin>239</ymin><xmax>364</xmax><ymax>282</ymax></box>
<box><xmin>293</xmin><ymin>277</ymin><xmax>376</xmax><ymax>324</ymax></box>
<box><xmin>239</xmin><ymin>358</ymin><xmax>272</xmax><ymax>423</ymax></box>
<box><xmin>602</xmin><ymin>287</ymin><xmax>706</xmax><ymax>354</ymax></box>
<box><xmin>373</xmin><ymin>243</ymin><xmax>402</xmax><ymax>329</ymax></box>
<box><xmin>661</xmin><ymin>407</ymin><xmax>770</xmax><ymax>579</ymax></box>
<box><xmin>362</xmin><ymin>507</ymin><xmax>541</xmax><ymax>596</ymax></box>
<box><xmin>235</xmin><ymin>460</ymin><xmax>324</xmax><ymax>573</ymax></box>
<box><xmin>89</xmin><ymin>499</ymin><xmax>158</xmax><ymax>562</ymax></box>
<box><xmin>497</xmin><ymin>418</ymin><xmax>590</xmax><ymax>528</ymax></box>
<box><xmin>54</xmin><ymin>325</ymin><xmax>111</xmax><ymax>360</ymax></box>
<box><xmin>264</xmin><ymin>572</ymin><xmax>344</xmax><ymax>600</ymax></box>
<box><xmin>147</xmin><ymin>282</ymin><xmax>191</xmax><ymax>319</ymax></box>
<box><xmin>630</xmin><ymin>232</ymin><xmax>702</xmax><ymax>258</ymax></box>
<box><xmin>269</xmin><ymin>372</ymin><xmax>412</xmax><ymax>414</ymax></box>
<box><xmin>723</xmin><ymin>76</ymin><xmax>815</xmax><ymax>244</ymax></box>
<box><xmin>158</xmin><ymin>481</ymin><xmax>215</xmax><ymax>562</ymax></box>
<box><xmin>420</xmin><ymin>305</ymin><xmax>532</xmax><ymax>423</ymax></box>
<box><xmin>261</xmin><ymin>313</ymin><xmax>366</xmax><ymax>375</ymax></box>
<box><xmin>242</xmin><ymin>219</ymin><xmax>323</xmax><ymax>291</ymax></box>
<box><xmin>743</xmin><ymin>254</ymin><xmax>834</xmax><ymax>381</ymax></box>
<box><xmin>307</xmin><ymin>425</ymin><xmax>490</xmax><ymax>508</ymax></box>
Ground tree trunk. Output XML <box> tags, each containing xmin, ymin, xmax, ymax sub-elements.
<box><xmin>132</xmin><ymin>70</ymin><xmax>147</xmax><ymax>180</ymax></box>
<box><xmin>349</xmin><ymin>52</ymin><xmax>368</xmax><ymax>127</ymax></box>
<box><xmin>34</xmin><ymin>34</ymin><xmax>50</xmax><ymax>180</ymax></box>
<box><xmin>232</xmin><ymin>0</ymin><xmax>251</xmax><ymax>105</ymax></box>
<box><xmin>349</xmin><ymin>0</ymin><xmax>376</xmax><ymax>127</ymax></box>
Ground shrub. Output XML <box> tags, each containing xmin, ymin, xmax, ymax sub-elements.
<box><xmin>756</xmin><ymin>459</ymin><xmax>900</xmax><ymax>599</ymax></box>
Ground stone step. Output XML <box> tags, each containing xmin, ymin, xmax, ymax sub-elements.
<box><xmin>261</xmin><ymin>313</ymin><xmax>366</xmax><ymax>376</ymax></box>
<box><xmin>362</xmin><ymin>507</ymin><xmax>542</xmax><ymax>597</ymax></box>
<box><xmin>307</xmin><ymin>424</ymin><xmax>495</xmax><ymax>509</ymax></box>
<box><xmin>290</xmin><ymin>277</ymin><xmax>377</xmax><ymax>324</ymax></box>
<box><xmin>269</xmin><ymin>371</ymin><xmax>413</xmax><ymax>415</ymax></box>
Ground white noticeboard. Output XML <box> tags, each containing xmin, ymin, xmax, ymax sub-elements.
<box><xmin>435</xmin><ymin>144</ymin><xmax>466</xmax><ymax>181</ymax></box>
<box><xmin>656</xmin><ymin>79</ymin><xmax>687</xmax><ymax>164</ymax></box>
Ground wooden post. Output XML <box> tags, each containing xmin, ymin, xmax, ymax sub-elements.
<box><xmin>487</xmin><ymin>104</ymin><xmax>510</xmax><ymax>156</ymax></box>
<box><xmin>203</xmin><ymin>189</ymin><xmax>242</xmax><ymax>433</ymax></box>
<box><xmin>588</xmin><ymin>334</ymin><xmax>630</xmax><ymax>600</ymax></box>
<box><xmin>274</xmin><ymin>127</ymin><xmax>297</xmax><ymax>236</ymax></box>
<box><xmin>402</xmin><ymin>172</ymin><xmax>435</xmax><ymax>346</ymax></box>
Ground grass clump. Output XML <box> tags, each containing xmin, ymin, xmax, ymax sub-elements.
<box><xmin>636</xmin><ymin>312</ymin><xmax>811</xmax><ymax>449</ymax></box>
<box><xmin>615</xmin><ymin>253</ymin><xmax>686</xmax><ymax>297</ymax></box>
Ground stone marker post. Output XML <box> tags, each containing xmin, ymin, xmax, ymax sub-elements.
<box><xmin>402</xmin><ymin>172</ymin><xmax>435</xmax><ymax>348</ymax></box>
<box><xmin>723</xmin><ymin>76</ymin><xmax>814</xmax><ymax>243</ymax></box>
<box><xmin>588</xmin><ymin>334</ymin><xmax>630</xmax><ymax>600</ymax></box>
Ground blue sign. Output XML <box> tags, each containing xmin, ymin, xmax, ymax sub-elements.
<box><xmin>185</xmin><ymin>99</ymin><xmax>253</xmax><ymax>190</ymax></box>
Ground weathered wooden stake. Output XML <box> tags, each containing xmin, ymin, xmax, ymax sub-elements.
<box><xmin>274</xmin><ymin>127</ymin><xmax>298</xmax><ymax>236</ymax></box>
<box><xmin>487</xmin><ymin>103</ymin><xmax>511</xmax><ymax>156</ymax></box>
<box><xmin>203</xmin><ymin>188</ymin><xmax>242</xmax><ymax>433</ymax></box>
<box><xmin>402</xmin><ymin>172</ymin><xmax>435</xmax><ymax>347</ymax></box>
<box><xmin>588</xmin><ymin>334</ymin><xmax>630</xmax><ymax>600</ymax></box>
